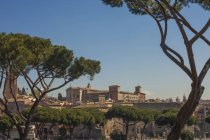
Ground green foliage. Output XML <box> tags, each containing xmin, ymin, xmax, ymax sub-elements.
<box><xmin>161</xmin><ymin>108</ymin><xmax>179</xmax><ymax>114</ymax></box>
<box><xmin>85</xmin><ymin>109</ymin><xmax>106</xmax><ymax>126</ymax></box>
<box><xmin>187</xmin><ymin>116</ymin><xmax>197</xmax><ymax>126</ymax></box>
<box><xmin>155</xmin><ymin>113</ymin><xmax>177</xmax><ymax>127</ymax></box>
<box><xmin>0</xmin><ymin>32</ymin><xmax>101</xmax><ymax>139</ymax></box>
<box><xmin>23</xmin><ymin>107</ymin><xmax>106</xmax><ymax>128</ymax></box>
<box><xmin>69</xmin><ymin>57</ymin><xmax>101</xmax><ymax>80</ymax></box>
<box><xmin>155</xmin><ymin>109</ymin><xmax>197</xmax><ymax>127</ymax></box>
<box><xmin>0</xmin><ymin>32</ymin><xmax>101</xmax><ymax>81</ymax></box>
<box><xmin>103</xmin><ymin>0</ymin><xmax>182</xmax><ymax>19</ymax></box>
<box><xmin>106</xmin><ymin>106</ymin><xmax>140</xmax><ymax>123</ymax></box>
<box><xmin>0</xmin><ymin>33</ymin><xmax>32</xmax><ymax>73</ymax></box>
<box><xmin>59</xmin><ymin>109</ymin><xmax>99</xmax><ymax>127</ymax></box>
<box><xmin>180</xmin><ymin>130</ymin><xmax>194</xmax><ymax>140</ymax></box>
<box><xmin>0</xmin><ymin>114</ymin><xmax>13</xmax><ymax>134</ymax></box>
<box><xmin>155</xmin><ymin>109</ymin><xmax>178</xmax><ymax>127</ymax></box>
<box><xmin>103</xmin><ymin>0</ymin><xmax>123</xmax><ymax>7</ymax></box>
<box><xmin>23</xmin><ymin>107</ymin><xmax>60</xmax><ymax>124</ymax></box>
<box><xmin>102</xmin><ymin>0</ymin><xmax>209</xmax><ymax>16</ymax></box>
<box><xmin>140</xmin><ymin>109</ymin><xmax>160</xmax><ymax>124</ymax></box>
<box><xmin>180</xmin><ymin>0</ymin><xmax>210</xmax><ymax>10</ymax></box>
<box><xmin>13</xmin><ymin>113</ymin><xmax>23</xmax><ymax>125</ymax></box>
<box><xmin>106</xmin><ymin>106</ymin><xmax>159</xmax><ymax>126</ymax></box>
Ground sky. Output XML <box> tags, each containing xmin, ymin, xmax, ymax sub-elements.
<box><xmin>0</xmin><ymin>0</ymin><xmax>209</xmax><ymax>100</ymax></box>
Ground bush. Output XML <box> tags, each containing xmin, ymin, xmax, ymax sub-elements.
<box><xmin>181</xmin><ymin>130</ymin><xmax>194</xmax><ymax>140</ymax></box>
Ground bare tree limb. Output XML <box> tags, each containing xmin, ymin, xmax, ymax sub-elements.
<box><xmin>36</xmin><ymin>69</ymin><xmax>47</xmax><ymax>90</ymax></box>
<box><xmin>190</xmin><ymin>19</ymin><xmax>210</xmax><ymax>45</ymax></box>
<box><xmin>21</xmin><ymin>71</ymin><xmax>38</xmax><ymax>100</ymax></box>
<box><xmin>148</xmin><ymin>1</ymin><xmax>192</xmax><ymax>78</ymax></box>
<box><xmin>198</xmin><ymin>58</ymin><xmax>210</xmax><ymax>85</ymax></box>
<box><xmin>174</xmin><ymin>9</ymin><xmax>210</xmax><ymax>46</ymax></box>
<box><xmin>46</xmin><ymin>74</ymin><xmax>55</xmax><ymax>90</ymax></box>
<box><xmin>161</xmin><ymin>43</ymin><xmax>192</xmax><ymax>78</ymax></box>
<box><xmin>162</xmin><ymin>0</ymin><xmax>198</xmax><ymax>81</ymax></box>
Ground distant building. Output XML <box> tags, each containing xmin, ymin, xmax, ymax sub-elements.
<box><xmin>7</xmin><ymin>99</ymin><xmax>26</xmax><ymax>113</ymax></box>
<box><xmin>66</xmin><ymin>84</ymin><xmax>146</xmax><ymax>104</ymax></box>
<box><xmin>165</xmin><ymin>98</ymin><xmax>173</xmax><ymax>103</ymax></box>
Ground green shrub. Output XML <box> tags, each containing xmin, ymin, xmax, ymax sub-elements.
<box><xmin>181</xmin><ymin>130</ymin><xmax>194</xmax><ymax>140</ymax></box>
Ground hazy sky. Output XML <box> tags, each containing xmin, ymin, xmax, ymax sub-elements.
<box><xmin>0</xmin><ymin>1</ymin><xmax>209</xmax><ymax>100</ymax></box>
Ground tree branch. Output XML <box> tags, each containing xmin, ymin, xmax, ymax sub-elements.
<box><xmin>161</xmin><ymin>43</ymin><xmax>192</xmax><ymax>78</ymax></box>
<box><xmin>36</xmin><ymin>69</ymin><xmax>47</xmax><ymax>90</ymax></box>
<box><xmin>145</xmin><ymin>1</ymin><xmax>192</xmax><ymax>79</ymax></box>
<box><xmin>162</xmin><ymin>0</ymin><xmax>198</xmax><ymax>81</ymax></box>
<box><xmin>198</xmin><ymin>58</ymin><xmax>210</xmax><ymax>85</ymax></box>
<box><xmin>21</xmin><ymin>71</ymin><xmax>38</xmax><ymax>100</ymax></box>
<box><xmin>190</xmin><ymin>19</ymin><xmax>210</xmax><ymax>45</ymax></box>
<box><xmin>174</xmin><ymin>9</ymin><xmax>210</xmax><ymax>46</ymax></box>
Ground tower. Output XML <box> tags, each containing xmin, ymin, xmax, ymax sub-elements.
<box><xmin>135</xmin><ymin>85</ymin><xmax>141</xmax><ymax>93</ymax></box>
<box><xmin>4</xmin><ymin>72</ymin><xmax>18</xmax><ymax>100</ymax></box>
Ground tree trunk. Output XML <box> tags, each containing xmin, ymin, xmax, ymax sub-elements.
<box><xmin>68</xmin><ymin>126</ymin><xmax>74</xmax><ymax>140</ymax></box>
<box><xmin>88</xmin><ymin>125</ymin><xmax>92</xmax><ymax>139</ymax></box>
<box><xmin>125</xmin><ymin>124</ymin><xmax>129</xmax><ymax>140</ymax></box>
<box><xmin>15</xmin><ymin>121</ymin><xmax>32</xmax><ymax>140</ymax></box>
<box><xmin>167</xmin><ymin>84</ymin><xmax>204</xmax><ymax>140</ymax></box>
<box><xmin>141</xmin><ymin>123</ymin><xmax>147</xmax><ymax>140</ymax></box>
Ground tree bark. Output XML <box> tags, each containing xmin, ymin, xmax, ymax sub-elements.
<box><xmin>125</xmin><ymin>124</ymin><xmax>129</xmax><ymax>140</ymax></box>
<box><xmin>167</xmin><ymin>84</ymin><xmax>204</xmax><ymax>140</ymax></box>
<box><xmin>141</xmin><ymin>123</ymin><xmax>147</xmax><ymax>140</ymax></box>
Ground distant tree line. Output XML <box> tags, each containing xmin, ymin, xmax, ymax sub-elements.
<box><xmin>0</xmin><ymin>105</ymin><xmax>204</xmax><ymax>140</ymax></box>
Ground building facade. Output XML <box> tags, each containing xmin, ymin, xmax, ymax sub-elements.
<box><xmin>66</xmin><ymin>84</ymin><xmax>145</xmax><ymax>104</ymax></box>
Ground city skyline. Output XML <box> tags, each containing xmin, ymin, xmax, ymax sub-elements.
<box><xmin>0</xmin><ymin>1</ymin><xmax>209</xmax><ymax>100</ymax></box>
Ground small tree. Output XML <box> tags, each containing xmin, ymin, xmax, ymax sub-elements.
<box><xmin>85</xmin><ymin>108</ymin><xmax>106</xmax><ymax>126</ymax></box>
<box><xmin>187</xmin><ymin>116</ymin><xmax>197</xmax><ymax>126</ymax></box>
<box><xmin>139</xmin><ymin>109</ymin><xmax>160</xmax><ymax>140</ymax></box>
<box><xmin>58</xmin><ymin>93</ymin><xmax>63</xmax><ymax>101</ymax></box>
<box><xmin>27</xmin><ymin>107</ymin><xmax>60</xmax><ymax>139</ymax></box>
<box><xmin>156</xmin><ymin>109</ymin><xmax>197</xmax><ymax>138</ymax></box>
<box><xmin>21</xmin><ymin>87</ymin><xmax>27</xmax><ymax>96</ymax></box>
<box><xmin>155</xmin><ymin>112</ymin><xmax>177</xmax><ymax>128</ymax></box>
<box><xmin>59</xmin><ymin>109</ymin><xmax>94</xmax><ymax>139</ymax></box>
<box><xmin>0</xmin><ymin>114</ymin><xmax>13</xmax><ymax>138</ymax></box>
<box><xmin>101</xmin><ymin>1</ymin><xmax>209</xmax><ymax>139</ymax></box>
<box><xmin>106</xmin><ymin>106</ymin><xmax>140</xmax><ymax>139</ymax></box>
<box><xmin>156</xmin><ymin>109</ymin><xmax>197</xmax><ymax>127</ymax></box>
<box><xmin>84</xmin><ymin>108</ymin><xmax>106</xmax><ymax>138</ymax></box>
